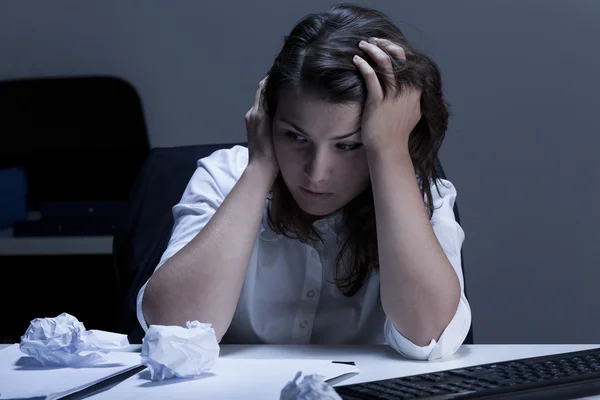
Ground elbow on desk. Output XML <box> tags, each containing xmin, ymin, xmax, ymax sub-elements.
<box><xmin>139</xmin><ymin>281</ymin><xmax>162</xmax><ymax>329</ymax></box>
<box><xmin>139</xmin><ymin>277</ymin><xmax>185</xmax><ymax>329</ymax></box>
<box><xmin>383</xmin><ymin>298</ymin><xmax>472</xmax><ymax>361</ymax></box>
<box><xmin>140</xmin><ymin>283</ymin><xmax>228</xmax><ymax>342</ymax></box>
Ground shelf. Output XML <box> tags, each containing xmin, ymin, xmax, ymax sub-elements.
<box><xmin>0</xmin><ymin>229</ymin><xmax>113</xmax><ymax>256</ymax></box>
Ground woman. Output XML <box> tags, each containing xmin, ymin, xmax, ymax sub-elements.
<box><xmin>139</xmin><ymin>3</ymin><xmax>471</xmax><ymax>361</ymax></box>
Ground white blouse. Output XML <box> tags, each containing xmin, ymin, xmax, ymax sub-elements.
<box><xmin>137</xmin><ymin>145</ymin><xmax>472</xmax><ymax>360</ymax></box>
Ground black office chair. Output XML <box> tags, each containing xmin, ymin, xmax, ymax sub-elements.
<box><xmin>112</xmin><ymin>142</ymin><xmax>245</xmax><ymax>343</ymax></box>
<box><xmin>112</xmin><ymin>143</ymin><xmax>474</xmax><ymax>345</ymax></box>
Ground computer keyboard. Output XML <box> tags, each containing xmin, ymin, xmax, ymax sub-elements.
<box><xmin>335</xmin><ymin>347</ymin><xmax>600</xmax><ymax>399</ymax></box>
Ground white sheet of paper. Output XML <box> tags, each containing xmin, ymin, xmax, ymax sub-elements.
<box><xmin>0</xmin><ymin>344</ymin><xmax>141</xmax><ymax>399</ymax></box>
<box><xmin>90</xmin><ymin>357</ymin><xmax>359</xmax><ymax>400</ymax></box>
<box><xmin>0</xmin><ymin>344</ymin><xmax>359</xmax><ymax>399</ymax></box>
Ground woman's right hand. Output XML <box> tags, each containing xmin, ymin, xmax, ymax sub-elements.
<box><xmin>245</xmin><ymin>77</ymin><xmax>279</xmax><ymax>180</ymax></box>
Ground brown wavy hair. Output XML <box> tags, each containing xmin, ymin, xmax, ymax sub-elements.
<box><xmin>262</xmin><ymin>3</ymin><xmax>450</xmax><ymax>296</ymax></box>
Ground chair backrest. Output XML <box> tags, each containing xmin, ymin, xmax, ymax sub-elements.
<box><xmin>0</xmin><ymin>75</ymin><xmax>150</xmax><ymax>209</ymax></box>
<box><xmin>113</xmin><ymin>144</ymin><xmax>473</xmax><ymax>344</ymax></box>
<box><xmin>112</xmin><ymin>142</ymin><xmax>244</xmax><ymax>342</ymax></box>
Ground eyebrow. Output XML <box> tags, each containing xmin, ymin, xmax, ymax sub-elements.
<box><xmin>280</xmin><ymin>118</ymin><xmax>361</xmax><ymax>140</ymax></box>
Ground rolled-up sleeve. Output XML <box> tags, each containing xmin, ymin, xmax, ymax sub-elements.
<box><xmin>136</xmin><ymin>145</ymin><xmax>249</xmax><ymax>332</ymax></box>
<box><xmin>384</xmin><ymin>178</ymin><xmax>472</xmax><ymax>360</ymax></box>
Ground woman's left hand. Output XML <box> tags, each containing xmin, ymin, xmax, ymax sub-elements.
<box><xmin>353</xmin><ymin>38</ymin><xmax>422</xmax><ymax>153</ymax></box>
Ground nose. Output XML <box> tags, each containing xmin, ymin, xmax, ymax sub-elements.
<box><xmin>304</xmin><ymin>147</ymin><xmax>331</xmax><ymax>185</ymax></box>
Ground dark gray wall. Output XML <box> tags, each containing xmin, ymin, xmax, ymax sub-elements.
<box><xmin>1</xmin><ymin>0</ymin><xmax>599</xmax><ymax>344</ymax></box>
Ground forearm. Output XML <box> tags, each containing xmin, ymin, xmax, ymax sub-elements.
<box><xmin>367</xmin><ymin>146</ymin><xmax>461</xmax><ymax>346</ymax></box>
<box><xmin>142</xmin><ymin>162</ymin><xmax>276</xmax><ymax>340</ymax></box>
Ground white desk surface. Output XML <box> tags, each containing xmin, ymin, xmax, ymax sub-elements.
<box><xmin>2</xmin><ymin>343</ymin><xmax>600</xmax><ymax>399</ymax></box>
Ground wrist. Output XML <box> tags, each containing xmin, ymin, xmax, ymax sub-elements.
<box><xmin>366</xmin><ymin>141</ymin><xmax>411</xmax><ymax>165</ymax></box>
<box><xmin>245</xmin><ymin>159</ymin><xmax>278</xmax><ymax>189</ymax></box>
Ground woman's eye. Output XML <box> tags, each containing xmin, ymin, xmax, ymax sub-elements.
<box><xmin>285</xmin><ymin>131</ymin><xmax>307</xmax><ymax>142</ymax></box>
<box><xmin>337</xmin><ymin>143</ymin><xmax>363</xmax><ymax>151</ymax></box>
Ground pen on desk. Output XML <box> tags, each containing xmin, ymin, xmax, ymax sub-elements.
<box><xmin>331</xmin><ymin>361</ymin><xmax>356</xmax><ymax>366</ymax></box>
<box><xmin>48</xmin><ymin>364</ymin><xmax>147</xmax><ymax>400</ymax></box>
<box><xmin>326</xmin><ymin>361</ymin><xmax>359</xmax><ymax>386</ymax></box>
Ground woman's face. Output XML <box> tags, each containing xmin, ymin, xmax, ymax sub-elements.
<box><xmin>272</xmin><ymin>88</ymin><xmax>370</xmax><ymax>218</ymax></box>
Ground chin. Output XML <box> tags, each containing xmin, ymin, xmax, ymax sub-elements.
<box><xmin>292</xmin><ymin>193</ymin><xmax>338</xmax><ymax>217</ymax></box>
<box><xmin>299</xmin><ymin>205</ymin><xmax>333</xmax><ymax>217</ymax></box>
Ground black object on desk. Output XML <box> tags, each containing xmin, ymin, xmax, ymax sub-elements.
<box><xmin>336</xmin><ymin>346</ymin><xmax>600</xmax><ymax>399</ymax></box>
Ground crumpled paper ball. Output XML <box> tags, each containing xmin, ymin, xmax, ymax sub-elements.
<box><xmin>141</xmin><ymin>320</ymin><xmax>220</xmax><ymax>381</ymax></box>
<box><xmin>19</xmin><ymin>312</ymin><xmax>130</xmax><ymax>367</ymax></box>
<box><xmin>280</xmin><ymin>371</ymin><xmax>343</xmax><ymax>400</ymax></box>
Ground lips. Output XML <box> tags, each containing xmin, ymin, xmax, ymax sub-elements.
<box><xmin>302</xmin><ymin>187</ymin><xmax>329</xmax><ymax>195</ymax></box>
<box><xmin>299</xmin><ymin>186</ymin><xmax>333</xmax><ymax>200</ymax></box>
